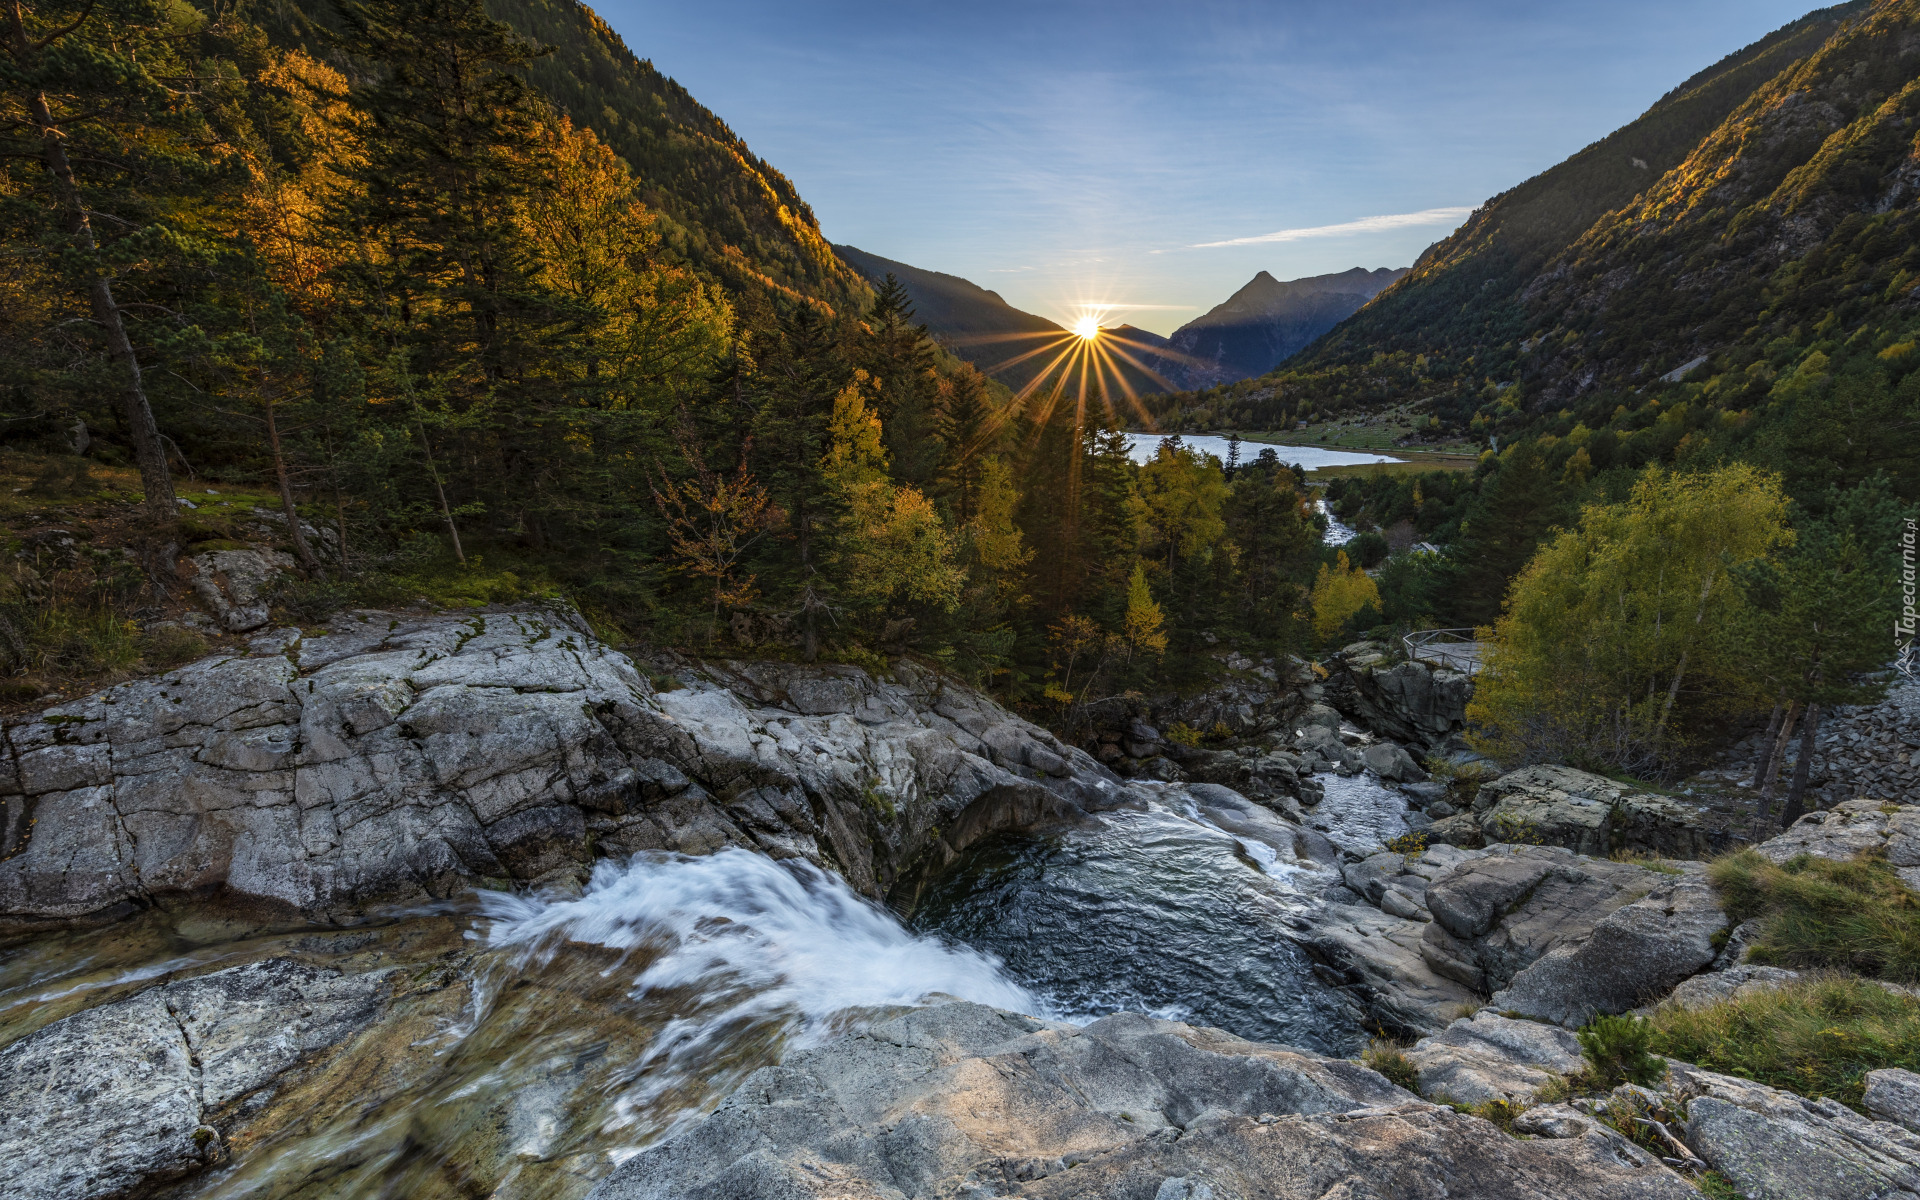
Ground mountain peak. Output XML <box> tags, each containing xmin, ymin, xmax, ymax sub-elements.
<box><xmin>1152</xmin><ymin>266</ymin><xmax>1408</xmax><ymax>389</ymax></box>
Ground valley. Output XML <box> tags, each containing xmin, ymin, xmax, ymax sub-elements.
<box><xmin>1</xmin><ymin>1</ymin><xmax>1917</xmax><ymax>1199</ymax></box>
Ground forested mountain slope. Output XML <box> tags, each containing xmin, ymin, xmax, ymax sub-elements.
<box><xmin>274</xmin><ymin>0</ymin><xmax>869</xmax><ymax>312</ymax></box>
<box><xmin>1148</xmin><ymin>1</ymin><xmax>1910</xmax><ymax>447</ymax></box>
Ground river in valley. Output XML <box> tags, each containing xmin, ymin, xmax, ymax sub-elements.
<box><xmin>2</xmin><ymin>775</ymin><xmax>1410</xmax><ymax>1199</ymax></box>
<box><xmin>1121</xmin><ymin>432</ymin><xmax>1401</xmax><ymax>471</ymax></box>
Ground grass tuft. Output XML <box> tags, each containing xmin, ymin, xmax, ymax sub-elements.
<box><xmin>1709</xmin><ymin>848</ymin><xmax>1920</xmax><ymax>981</ymax></box>
<box><xmin>1647</xmin><ymin>973</ymin><xmax>1920</xmax><ymax>1113</ymax></box>
<box><xmin>1360</xmin><ymin>1037</ymin><xmax>1420</xmax><ymax>1092</ymax></box>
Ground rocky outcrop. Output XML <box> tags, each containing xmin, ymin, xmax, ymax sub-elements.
<box><xmin>1441</xmin><ymin>765</ymin><xmax>1715</xmax><ymax>859</ymax></box>
<box><xmin>1665</xmin><ymin>1061</ymin><xmax>1920</xmax><ymax>1200</ymax></box>
<box><xmin>1299</xmin><ymin>841</ymin><xmax>1722</xmax><ymax>1035</ymax></box>
<box><xmin>0</xmin><ymin>958</ymin><xmax>389</xmax><ymax>1200</ymax></box>
<box><xmin>1753</xmin><ymin>797</ymin><xmax>1920</xmax><ymax>890</ymax></box>
<box><xmin>1321</xmin><ymin>648</ymin><xmax>1472</xmax><ymax>752</ymax></box>
<box><xmin>0</xmin><ymin>606</ymin><xmax>1126</xmax><ymax>928</ymax></box>
<box><xmin>1491</xmin><ymin>871</ymin><xmax>1726</xmax><ymax>1026</ymax></box>
<box><xmin>1406</xmin><ymin>1009</ymin><xmax>1587</xmax><ymax>1107</ymax></box>
<box><xmin>1367</xmin><ymin>1009</ymin><xmax>1920</xmax><ymax>1200</ymax></box>
<box><xmin>587</xmin><ymin>1000</ymin><xmax>1697</xmax><ymax>1200</ymax></box>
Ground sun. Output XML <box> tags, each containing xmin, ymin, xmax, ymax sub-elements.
<box><xmin>1072</xmin><ymin>315</ymin><xmax>1100</xmax><ymax>340</ymax></box>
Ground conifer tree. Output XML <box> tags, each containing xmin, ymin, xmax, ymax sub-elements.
<box><xmin>1</xmin><ymin>0</ymin><xmax>193</xmax><ymax>524</ymax></box>
<box><xmin>749</xmin><ymin>305</ymin><xmax>848</xmax><ymax>660</ymax></box>
<box><xmin>857</xmin><ymin>273</ymin><xmax>941</xmax><ymax>487</ymax></box>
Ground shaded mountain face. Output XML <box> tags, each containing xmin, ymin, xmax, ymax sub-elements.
<box><xmin>835</xmin><ymin>245</ymin><xmax>1066</xmax><ymax>390</ymax></box>
<box><xmin>835</xmin><ymin>246</ymin><xmax>1177</xmax><ymax>400</ymax></box>
<box><xmin>1163</xmin><ymin>267</ymin><xmax>1407</xmax><ymax>388</ymax></box>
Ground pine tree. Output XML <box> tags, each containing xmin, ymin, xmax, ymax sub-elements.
<box><xmin>857</xmin><ymin>273</ymin><xmax>940</xmax><ymax>487</ymax></box>
<box><xmin>749</xmin><ymin>304</ymin><xmax>848</xmax><ymax>660</ymax></box>
<box><xmin>1</xmin><ymin>0</ymin><xmax>194</xmax><ymax>524</ymax></box>
<box><xmin>934</xmin><ymin>366</ymin><xmax>995</xmax><ymax>525</ymax></box>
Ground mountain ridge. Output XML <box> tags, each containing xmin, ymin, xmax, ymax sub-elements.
<box><xmin>1162</xmin><ymin>266</ymin><xmax>1407</xmax><ymax>389</ymax></box>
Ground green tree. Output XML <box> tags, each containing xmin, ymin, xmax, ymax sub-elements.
<box><xmin>748</xmin><ymin>304</ymin><xmax>847</xmax><ymax>659</ymax></box>
<box><xmin>1470</xmin><ymin>464</ymin><xmax>1791</xmax><ymax>773</ymax></box>
<box><xmin>1</xmin><ymin>0</ymin><xmax>198</xmax><ymax>523</ymax></box>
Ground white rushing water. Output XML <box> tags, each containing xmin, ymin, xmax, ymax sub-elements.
<box><xmin>1316</xmin><ymin>497</ymin><xmax>1357</xmax><ymax>546</ymax></box>
<box><xmin>479</xmin><ymin>848</ymin><xmax>1039</xmax><ymax>1142</ymax></box>
<box><xmin>1122</xmin><ymin>432</ymin><xmax>1401</xmax><ymax>471</ymax></box>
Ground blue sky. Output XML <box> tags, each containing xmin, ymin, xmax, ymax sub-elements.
<box><xmin>597</xmin><ymin>1</ymin><xmax>1822</xmax><ymax>334</ymax></box>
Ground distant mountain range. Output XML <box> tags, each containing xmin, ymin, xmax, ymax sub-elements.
<box><xmin>837</xmin><ymin>246</ymin><xmax>1398</xmax><ymax>396</ymax></box>
<box><xmin>1160</xmin><ymin>268</ymin><xmax>1407</xmax><ymax>388</ymax></box>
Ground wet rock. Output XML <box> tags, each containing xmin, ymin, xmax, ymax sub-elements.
<box><xmin>1494</xmin><ymin>872</ymin><xmax>1726</xmax><ymax>1026</ymax></box>
<box><xmin>0</xmin><ymin>607</ymin><xmax>1130</xmax><ymax>927</ymax></box>
<box><xmin>1868</xmin><ymin>1069</ymin><xmax>1920</xmax><ymax>1135</ymax></box>
<box><xmin>587</xmin><ymin>1000</ymin><xmax>1697</xmax><ymax>1200</ymax></box>
<box><xmin>0</xmin><ymin>958</ymin><xmax>387</xmax><ymax>1200</ymax></box>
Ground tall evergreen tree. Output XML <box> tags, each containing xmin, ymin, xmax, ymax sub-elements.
<box><xmin>749</xmin><ymin>304</ymin><xmax>848</xmax><ymax>660</ymax></box>
<box><xmin>1</xmin><ymin>0</ymin><xmax>195</xmax><ymax>524</ymax></box>
<box><xmin>857</xmin><ymin>273</ymin><xmax>940</xmax><ymax>487</ymax></box>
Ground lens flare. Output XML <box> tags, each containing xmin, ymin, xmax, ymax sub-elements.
<box><xmin>1072</xmin><ymin>315</ymin><xmax>1100</xmax><ymax>340</ymax></box>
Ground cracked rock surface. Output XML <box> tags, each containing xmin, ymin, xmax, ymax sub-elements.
<box><xmin>0</xmin><ymin>606</ymin><xmax>1124</xmax><ymax>928</ymax></box>
<box><xmin>0</xmin><ymin>958</ymin><xmax>386</xmax><ymax>1200</ymax></box>
<box><xmin>587</xmin><ymin>1000</ymin><xmax>1697</xmax><ymax>1200</ymax></box>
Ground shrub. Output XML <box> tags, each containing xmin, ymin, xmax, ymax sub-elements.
<box><xmin>1647</xmin><ymin>973</ymin><xmax>1920</xmax><ymax>1112</ymax></box>
<box><xmin>1346</xmin><ymin>530</ymin><xmax>1390</xmax><ymax>569</ymax></box>
<box><xmin>1165</xmin><ymin>722</ymin><xmax>1204</xmax><ymax>747</ymax></box>
<box><xmin>138</xmin><ymin>625</ymin><xmax>209</xmax><ymax>669</ymax></box>
<box><xmin>1577</xmin><ymin>1013</ymin><xmax>1665</xmax><ymax>1087</ymax></box>
<box><xmin>1360</xmin><ymin>1038</ymin><xmax>1419</xmax><ymax>1092</ymax></box>
<box><xmin>1709</xmin><ymin>848</ymin><xmax>1920</xmax><ymax>982</ymax></box>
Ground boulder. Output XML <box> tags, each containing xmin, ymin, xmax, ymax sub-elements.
<box><xmin>1494</xmin><ymin>872</ymin><xmax>1727</xmax><ymax>1026</ymax></box>
<box><xmin>0</xmin><ymin>607</ymin><xmax>1128</xmax><ymax>928</ymax></box>
<box><xmin>1362</xmin><ymin>741</ymin><xmax>1428</xmax><ymax>784</ymax></box>
<box><xmin>1467</xmin><ymin>765</ymin><xmax>1713</xmax><ymax>859</ymax></box>
<box><xmin>587</xmin><ymin>1000</ymin><xmax>1697</xmax><ymax>1200</ymax></box>
<box><xmin>1407</xmin><ymin>1010</ymin><xmax>1586</xmax><ymax>1106</ymax></box>
<box><xmin>1868</xmin><ymin>1069</ymin><xmax>1920</xmax><ymax>1135</ymax></box>
<box><xmin>0</xmin><ymin>959</ymin><xmax>387</xmax><ymax>1200</ymax></box>
<box><xmin>183</xmin><ymin>546</ymin><xmax>296</xmax><ymax>632</ymax></box>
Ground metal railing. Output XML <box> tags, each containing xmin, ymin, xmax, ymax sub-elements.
<box><xmin>1402</xmin><ymin>628</ymin><xmax>1483</xmax><ymax>677</ymax></box>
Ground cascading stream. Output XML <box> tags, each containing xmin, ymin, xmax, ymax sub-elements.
<box><xmin>2</xmin><ymin>780</ymin><xmax>1399</xmax><ymax>1198</ymax></box>
<box><xmin>477</xmin><ymin>848</ymin><xmax>1039</xmax><ymax>1147</ymax></box>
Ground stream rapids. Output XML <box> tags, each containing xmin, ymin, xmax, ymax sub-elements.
<box><xmin>1</xmin><ymin>779</ymin><xmax>1407</xmax><ymax>1199</ymax></box>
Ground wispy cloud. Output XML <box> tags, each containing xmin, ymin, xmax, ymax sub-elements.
<box><xmin>1190</xmin><ymin>206</ymin><xmax>1475</xmax><ymax>248</ymax></box>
